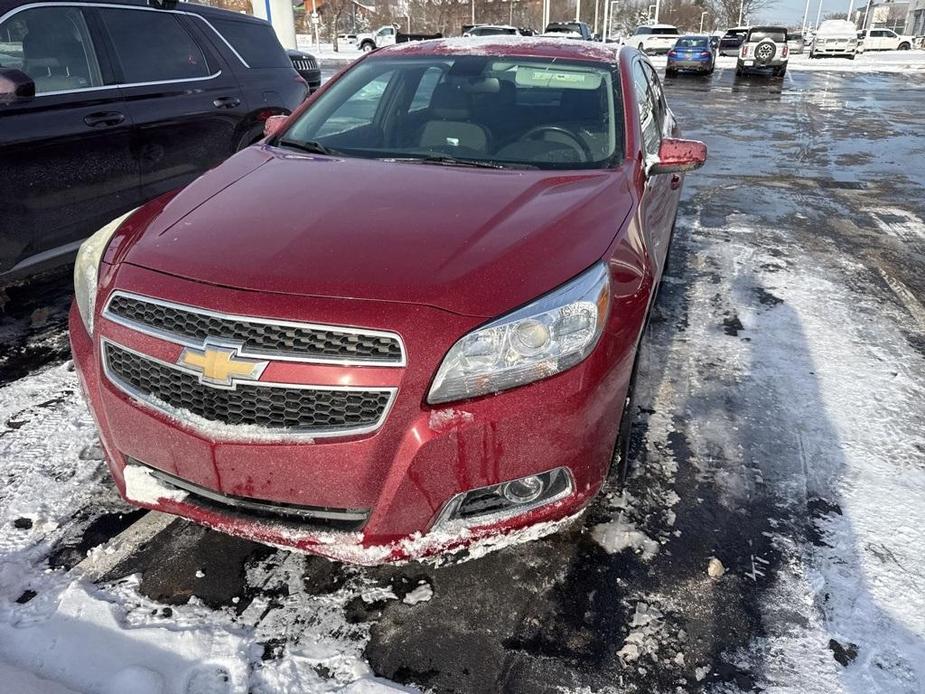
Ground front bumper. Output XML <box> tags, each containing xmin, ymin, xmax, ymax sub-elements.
<box><xmin>70</xmin><ymin>265</ymin><xmax>632</xmax><ymax>564</ymax></box>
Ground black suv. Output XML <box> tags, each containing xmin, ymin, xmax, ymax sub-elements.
<box><xmin>0</xmin><ymin>0</ymin><xmax>310</xmax><ymax>281</ymax></box>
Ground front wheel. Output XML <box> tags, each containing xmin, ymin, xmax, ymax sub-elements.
<box><xmin>899</xmin><ymin>42</ymin><xmax>911</xmax><ymax>50</ymax></box>
<box><xmin>234</xmin><ymin>123</ymin><xmax>266</xmax><ymax>152</ymax></box>
<box><xmin>360</xmin><ymin>41</ymin><xmax>375</xmax><ymax>53</ymax></box>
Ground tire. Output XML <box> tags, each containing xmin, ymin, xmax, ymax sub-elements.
<box><xmin>665</xmin><ymin>68</ymin><xmax>677</xmax><ymax>77</ymax></box>
<box><xmin>809</xmin><ymin>50</ymin><xmax>817</xmax><ymax>59</ymax></box>
<box><xmin>735</xmin><ymin>63</ymin><xmax>744</xmax><ymax>76</ymax></box>
<box><xmin>848</xmin><ymin>53</ymin><xmax>856</xmax><ymax>60</ymax></box>
<box><xmin>899</xmin><ymin>42</ymin><xmax>911</xmax><ymax>50</ymax></box>
<box><xmin>774</xmin><ymin>65</ymin><xmax>787</xmax><ymax>78</ymax></box>
<box><xmin>234</xmin><ymin>123</ymin><xmax>266</xmax><ymax>152</ymax></box>
<box><xmin>360</xmin><ymin>41</ymin><xmax>375</xmax><ymax>53</ymax></box>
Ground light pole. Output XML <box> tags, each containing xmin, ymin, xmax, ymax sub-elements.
<box><xmin>699</xmin><ymin>10</ymin><xmax>708</xmax><ymax>32</ymax></box>
<box><xmin>471</xmin><ymin>0</ymin><xmax>475</xmax><ymax>25</ymax></box>
<box><xmin>654</xmin><ymin>0</ymin><xmax>660</xmax><ymax>22</ymax></box>
<box><xmin>576</xmin><ymin>0</ymin><xmax>582</xmax><ymax>22</ymax></box>
<box><xmin>738</xmin><ymin>0</ymin><xmax>745</xmax><ymax>26</ymax></box>
<box><xmin>861</xmin><ymin>0</ymin><xmax>874</xmax><ymax>29</ymax></box>
<box><xmin>814</xmin><ymin>0</ymin><xmax>823</xmax><ymax>30</ymax></box>
<box><xmin>801</xmin><ymin>0</ymin><xmax>811</xmax><ymax>34</ymax></box>
<box><xmin>594</xmin><ymin>0</ymin><xmax>600</xmax><ymax>34</ymax></box>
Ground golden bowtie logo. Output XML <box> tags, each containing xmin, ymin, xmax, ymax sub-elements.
<box><xmin>178</xmin><ymin>342</ymin><xmax>268</xmax><ymax>388</ymax></box>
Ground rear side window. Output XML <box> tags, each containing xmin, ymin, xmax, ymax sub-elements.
<box><xmin>652</xmin><ymin>27</ymin><xmax>679</xmax><ymax>35</ymax></box>
<box><xmin>0</xmin><ymin>7</ymin><xmax>103</xmax><ymax>93</ymax></box>
<box><xmin>211</xmin><ymin>18</ymin><xmax>290</xmax><ymax>68</ymax></box>
<box><xmin>101</xmin><ymin>9</ymin><xmax>210</xmax><ymax>83</ymax></box>
<box><xmin>748</xmin><ymin>28</ymin><xmax>787</xmax><ymax>42</ymax></box>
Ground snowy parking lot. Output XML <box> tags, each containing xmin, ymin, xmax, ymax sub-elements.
<box><xmin>1</xmin><ymin>64</ymin><xmax>924</xmax><ymax>693</ymax></box>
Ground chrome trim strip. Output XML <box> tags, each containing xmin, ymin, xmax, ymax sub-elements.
<box><xmin>103</xmin><ymin>290</ymin><xmax>408</xmax><ymax>368</ymax></box>
<box><xmin>101</xmin><ymin>337</ymin><xmax>398</xmax><ymax>440</ymax></box>
<box><xmin>134</xmin><ymin>462</ymin><xmax>369</xmax><ymax>523</ymax></box>
<box><xmin>0</xmin><ymin>2</ymin><xmax>251</xmax><ymax>71</ymax></box>
<box><xmin>32</xmin><ymin>71</ymin><xmax>223</xmax><ymax>98</ymax></box>
<box><xmin>1</xmin><ymin>238</ymin><xmax>84</xmax><ymax>276</ymax></box>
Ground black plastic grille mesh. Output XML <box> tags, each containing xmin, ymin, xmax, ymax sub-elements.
<box><xmin>106</xmin><ymin>294</ymin><xmax>403</xmax><ymax>364</ymax></box>
<box><xmin>106</xmin><ymin>344</ymin><xmax>391</xmax><ymax>432</ymax></box>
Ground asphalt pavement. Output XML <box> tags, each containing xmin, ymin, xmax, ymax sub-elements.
<box><xmin>1</xmin><ymin>65</ymin><xmax>923</xmax><ymax>693</ymax></box>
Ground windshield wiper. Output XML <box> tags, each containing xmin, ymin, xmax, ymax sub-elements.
<box><xmin>385</xmin><ymin>154</ymin><xmax>532</xmax><ymax>170</ymax></box>
<box><xmin>277</xmin><ymin>139</ymin><xmax>341</xmax><ymax>156</ymax></box>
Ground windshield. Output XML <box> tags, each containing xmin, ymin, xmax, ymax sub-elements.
<box><xmin>675</xmin><ymin>37</ymin><xmax>709</xmax><ymax>48</ymax></box>
<box><xmin>748</xmin><ymin>28</ymin><xmax>787</xmax><ymax>42</ymax></box>
<box><xmin>281</xmin><ymin>56</ymin><xmax>621</xmax><ymax>170</ymax></box>
<box><xmin>469</xmin><ymin>26</ymin><xmax>517</xmax><ymax>36</ymax></box>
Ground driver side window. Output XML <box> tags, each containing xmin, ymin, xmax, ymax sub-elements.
<box><xmin>632</xmin><ymin>62</ymin><xmax>660</xmax><ymax>158</ymax></box>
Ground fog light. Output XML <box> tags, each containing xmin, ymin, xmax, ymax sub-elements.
<box><xmin>433</xmin><ymin>467</ymin><xmax>574</xmax><ymax>528</ymax></box>
<box><xmin>503</xmin><ymin>476</ymin><xmax>544</xmax><ymax>503</ymax></box>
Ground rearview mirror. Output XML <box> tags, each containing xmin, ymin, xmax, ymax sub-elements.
<box><xmin>264</xmin><ymin>114</ymin><xmax>288</xmax><ymax>139</ymax></box>
<box><xmin>649</xmin><ymin>138</ymin><xmax>707</xmax><ymax>175</ymax></box>
<box><xmin>0</xmin><ymin>68</ymin><xmax>35</xmax><ymax>105</ymax></box>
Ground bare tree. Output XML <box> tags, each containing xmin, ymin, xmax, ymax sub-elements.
<box><xmin>706</xmin><ymin>0</ymin><xmax>776</xmax><ymax>27</ymax></box>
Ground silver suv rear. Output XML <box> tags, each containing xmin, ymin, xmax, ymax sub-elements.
<box><xmin>736</xmin><ymin>26</ymin><xmax>789</xmax><ymax>78</ymax></box>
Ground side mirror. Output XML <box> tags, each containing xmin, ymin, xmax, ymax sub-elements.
<box><xmin>0</xmin><ymin>68</ymin><xmax>35</xmax><ymax>105</ymax></box>
<box><xmin>263</xmin><ymin>114</ymin><xmax>288</xmax><ymax>139</ymax></box>
<box><xmin>649</xmin><ymin>138</ymin><xmax>707</xmax><ymax>175</ymax></box>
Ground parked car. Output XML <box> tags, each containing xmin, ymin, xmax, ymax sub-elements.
<box><xmin>69</xmin><ymin>37</ymin><xmax>706</xmax><ymax>564</ymax></box>
<box><xmin>630</xmin><ymin>24</ymin><xmax>680</xmax><ymax>54</ymax></box>
<box><xmin>286</xmin><ymin>49</ymin><xmax>321</xmax><ymax>93</ymax></box>
<box><xmin>787</xmin><ymin>31</ymin><xmax>805</xmax><ymax>54</ymax></box>
<box><xmin>543</xmin><ymin>21</ymin><xmax>594</xmax><ymax>40</ymax></box>
<box><xmin>810</xmin><ymin>20</ymin><xmax>859</xmax><ymax>59</ymax></box>
<box><xmin>719</xmin><ymin>26</ymin><xmax>749</xmax><ymax>56</ymax></box>
<box><xmin>356</xmin><ymin>25</ymin><xmax>441</xmax><ymax>53</ymax></box>
<box><xmin>463</xmin><ymin>24</ymin><xmax>523</xmax><ymax>37</ymax></box>
<box><xmin>666</xmin><ymin>34</ymin><xmax>716</xmax><ymax>75</ymax></box>
<box><xmin>859</xmin><ymin>28</ymin><xmax>914</xmax><ymax>50</ymax></box>
<box><xmin>736</xmin><ymin>25</ymin><xmax>790</xmax><ymax>77</ymax></box>
<box><xmin>0</xmin><ymin>0</ymin><xmax>307</xmax><ymax>282</ymax></box>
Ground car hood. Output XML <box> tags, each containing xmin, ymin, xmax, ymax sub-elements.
<box><xmin>123</xmin><ymin>146</ymin><xmax>633</xmax><ymax>318</ymax></box>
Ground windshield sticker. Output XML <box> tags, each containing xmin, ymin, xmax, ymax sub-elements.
<box><xmin>514</xmin><ymin>67</ymin><xmax>603</xmax><ymax>90</ymax></box>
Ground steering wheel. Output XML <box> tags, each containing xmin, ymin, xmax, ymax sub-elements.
<box><xmin>520</xmin><ymin>126</ymin><xmax>592</xmax><ymax>161</ymax></box>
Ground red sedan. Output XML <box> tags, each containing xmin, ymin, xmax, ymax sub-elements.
<box><xmin>69</xmin><ymin>37</ymin><xmax>705</xmax><ymax>564</ymax></box>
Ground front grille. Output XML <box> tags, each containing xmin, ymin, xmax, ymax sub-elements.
<box><xmin>290</xmin><ymin>57</ymin><xmax>318</xmax><ymax>71</ymax></box>
<box><xmin>105</xmin><ymin>293</ymin><xmax>404</xmax><ymax>365</ymax></box>
<box><xmin>104</xmin><ymin>342</ymin><xmax>393</xmax><ymax>435</ymax></box>
<box><xmin>127</xmin><ymin>460</ymin><xmax>369</xmax><ymax>532</ymax></box>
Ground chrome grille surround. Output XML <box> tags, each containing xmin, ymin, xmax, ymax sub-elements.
<box><xmin>103</xmin><ymin>291</ymin><xmax>406</xmax><ymax>367</ymax></box>
<box><xmin>101</xmin><ymin>339</ymin><xmax>397</xmax><ymax>440</ymax></box>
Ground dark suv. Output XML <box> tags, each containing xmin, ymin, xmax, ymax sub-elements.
<box><xmin>0</xmin><ymin>0</ymin><xmax>309</xmax><ymax>281</ymax></box>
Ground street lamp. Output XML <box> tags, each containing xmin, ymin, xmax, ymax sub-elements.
<box><xmin>801</xmin><ymin>0</ymin><xmax>811</xmax><ymax>34</ymax></box>
<box><xmin>814</xmin><ymin>0</ymin><xmax>824</xmax><ymax>30</ymax></box>
<box><xmin>699</xmin><ymin>10</ymin><xmax>708</xmax><ymax>32</ymax></box>
<box><xmin>738</xmin><ymin>0</ymin><xmax>745</xmax><ymax>26</ymax></box>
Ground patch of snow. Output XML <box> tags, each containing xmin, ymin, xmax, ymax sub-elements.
<box><xmin>402</xmin><ymin>583</ymin><xmax>433</xmax><ymax>606</ymax></box>
<box><xmin>589</xmin><ymin>517</ymin><xmax>659</xmax><ymax>560</ymax></box>
<box><xmin>123</xmin><ymin>465</ymin><xmax>188</xmax><ymax>505</ymax></box>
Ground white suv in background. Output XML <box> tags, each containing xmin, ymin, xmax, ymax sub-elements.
<box><xmin>810</xmin><ymin>20</ymin><xmax>860</xmax><ymax>59</ymax></box>
<box><xmin>630</xmin><ymin>24</ymin><xmax>680</xmax><ymax>54</ymax></box>
<box><xmin>736</xmin><ymin>26</ymin><xmax>790</xmax><ymax>77</ymax></box>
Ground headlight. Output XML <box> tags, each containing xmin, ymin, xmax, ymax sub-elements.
<box><xmin>74</xmin><ymin>209</ymin><xmax>135</xmax><ymax>334</ymax></box>
<box><xmin>427</xmin><ymin>263</ymin><xmax>610</xmax><ymax>404</ymax></box>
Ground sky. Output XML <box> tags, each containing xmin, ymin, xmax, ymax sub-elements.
<box><xmin>754</xmin><ymin>0</ymin><xmax>860</xmax><ymax>27</ymax></box>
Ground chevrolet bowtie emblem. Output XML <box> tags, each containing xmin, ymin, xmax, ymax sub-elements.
<box><xmin>178</xmin><ymin>342</ymin><xmax>268</xmax><ymax>388</ymax></box>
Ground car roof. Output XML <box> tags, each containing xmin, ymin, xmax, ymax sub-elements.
<box><xmin>379</xmin><ymin>36</ymin><xmax>620</xmax><ymax>63</ymax></box>
<box><xmin>0</xmin><ymin>0</ymin><xmax>266</xmax><ymax>23</ymax></box>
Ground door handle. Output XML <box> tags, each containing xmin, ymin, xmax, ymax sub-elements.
<box><xmin>213</xmin><ymin>96</ymin><xmax>241</xmax><ymax>109</ymax></box>
<box><xmin>670</xmin><ymin>174</ymin><xmax>682</xmax><ymax>190</ymax></box>
<box><xmin>84</xmin><ymin>111</ymin><xmax>125</xmax><ymax>128</ymax></box>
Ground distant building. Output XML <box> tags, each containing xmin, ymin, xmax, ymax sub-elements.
<box><xmin>854</xmin><ymin>0</ymin><xmax>910</xmax><ymax>31</ymax></box>
<box><xmin>906</xmin><ymin>0</ymin><xmax>925</xmax><ymax>34</ymax></box>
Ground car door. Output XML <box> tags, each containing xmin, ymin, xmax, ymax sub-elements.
<box><xmin>632</xmin><ymin>61</ymin><xmax>676</xmax><ymax>282</ymax></box>
<box><xmin>882</xmin><ymin>30</ymin><xmax>900</xmax><ymax>49</ymax></box>
<box><xmin>0</xmin><ymin>4</ymin><xmax>138</xmax><ymax>274</ymax></box>
<box><xmin>93</xmin><ymin>5</ymin><xmax>248</xmax><ymax>200</ymax></box>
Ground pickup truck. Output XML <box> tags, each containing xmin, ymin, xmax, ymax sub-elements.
<box><xmin>357</xmin><ymin>25</ymin><xmax>442</xmax><ymax>53</ymax></box>
<box><xmin>859</xmin><ymin>28</ymin><xmax>914</xmax><ymax>51</ymax></box>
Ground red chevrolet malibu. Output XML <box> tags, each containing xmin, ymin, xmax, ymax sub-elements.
<box><xmin>69</xmin><ymin>38</ymin><xmax>705</xmax><ymax>564</ymax></box>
